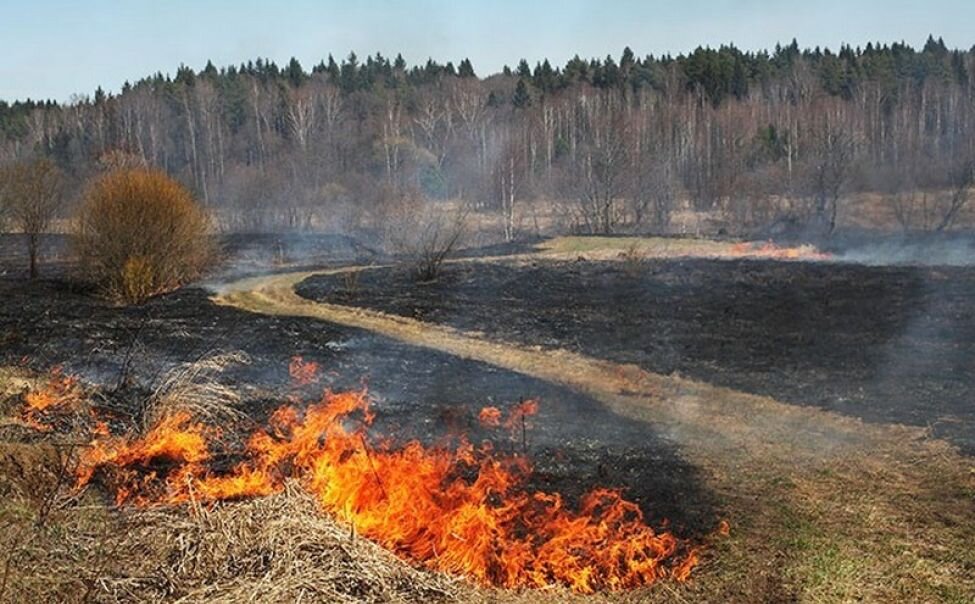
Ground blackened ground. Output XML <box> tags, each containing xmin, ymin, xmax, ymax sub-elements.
<box><xmin>0</xmin><ymin>276</ymin><xmax>715</xmax><ymax>536</ymax></box>
<box><xmin>0</xmin><ymin>233</ymin><xmax>380</xmax><ymax>282</ymax></box>
<box><xmin>298</xmin><ymin>258</ymin><xmax>975</xmax><ymax>454</ymax></box>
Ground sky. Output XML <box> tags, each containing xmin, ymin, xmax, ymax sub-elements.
<box><xmin>1</xmin><ymin>0</ymin><xmax>973</xmax><ymax>102</ymax></box>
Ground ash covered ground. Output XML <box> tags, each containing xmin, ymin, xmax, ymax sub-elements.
<box><xmin>0</xmin><ymin>236</ymin><xmax>716</xmax><ymax>537</ymax></box>
<box><xmin>298</xmin><ymin>256</ymin><xmax>975</xmax><ymax>454</ymax></box>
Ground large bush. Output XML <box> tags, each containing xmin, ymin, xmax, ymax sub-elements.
<box><xmin>75</xmin><ymin>168</ymin><xmax>212</xmax><ymax>303</ymax></box>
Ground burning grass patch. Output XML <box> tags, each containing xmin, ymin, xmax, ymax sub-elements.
<box><xmin>3</xmin><ymin>326</ymin><xmax>974</xmax><ymax>603</ymax></box>
<box><xmin>2</xmin><ymin>361</ymin><xmax>701</xmax><ymax>601</ymax></box>
<box><xmin>72</xmin><ymin>388</ymin><xmax>698</xmax><ymax>592</ymax></box>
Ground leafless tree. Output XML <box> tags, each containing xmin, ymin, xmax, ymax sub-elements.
<box><xmin>803</xmin><ymin>126</ymin><xmax>855</xmax><ymax>235</ymax></box>
<box><xmin>631</xmin><ymin>156</ymin><xmax>678</xmax><ymax>231</ymax></box>
<box><xmin>494</xmin><ymin>132</ymin><xmax>529</xmax><ymax>241</ymax></box>
<box><xmin>384</xmin><ymin>189</ymin><xmax>467</xmax><ymax>281</ymax></box>
<box><xmin>935</xmin><ymin>154</ymin><xmax>974</xmax><ymax>232</ymax></box>
<box><xmin>576</xmin><ymin>112</ymin><xmax>632</xmax><ymax>234</ymax></box>
<box><xmin>1</xmin><ymin>159</ymin><xmax>65</xmax><ymax>278</ymax></box>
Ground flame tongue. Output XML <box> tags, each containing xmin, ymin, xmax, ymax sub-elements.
<box><xmin>73</xmin><ymin>388</ymin><xmax>695</xmax><ymax>591</ymax></box>
<box><xmin>729</xmin><ymin>240</ymin><xmax>831</xmax><ymax>260</ymax></box>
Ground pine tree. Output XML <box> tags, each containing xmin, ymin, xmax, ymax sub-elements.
<box><xmin>341</xmin><ymin>52</ymin><xmax>360</xmax><ymax>91</ymax></box>
<box><xmin>458</xmin><ymin>58</ymin><xmax>476</xmax><ymax>78</ymax></box>
<box><xmin>286</xmin><ymin>57</ymin><xmax>306</xmax><ymax>87</ymax></box>
<box><xmin>512</xmin><ymin>78</ymin><xmax>532</xmax><ymax>108</ymax></box>
<box><xmin>326</xmin><ymin>55</ymin><xmax>340</xmax><ymax>81</ymax></box>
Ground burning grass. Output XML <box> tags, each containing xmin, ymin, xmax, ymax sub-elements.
<box><xmin>3</xmin><ymin>361</ymin><xmax>698</xmax><ymax>600</ymax></box>
<box><xmin>73</xmin><ymin>389</ymin><xmax>697</xmax><ymax>592</ymax></box>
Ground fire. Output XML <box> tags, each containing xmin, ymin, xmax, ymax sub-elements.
<box><xmin>503</xmin><ymin>399</ymin><xmax>539</xmax><ymax>430</ymax></box>
<box><xmin>22</xmin><ymin>366</ymin><xmax>82</xmax><ymax>431</ymax></box>
<box><xmin>288</xmin><ymin>355</ymin><xmax>320</xmax><ymax>386</ymax></box>
<box><xmin>477</xmin><ymin>400</ymin><xmax>538</xmax><ymax>438</ymax></box>
<box><xmin>728</xmin><ymin>240</ymin><xmax>831</xmax><ymax>261</ymax></box>
<box><xmin>70</xmin><ymin>388</ymin><xmax>696</xmax><ymax>592</ymax></box>
<box><xmin>478</xmin><ymin>406</ymin><xmax>502</xmax><ymax>427</ymax></box>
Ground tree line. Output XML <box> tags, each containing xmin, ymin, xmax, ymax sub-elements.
<box><xmin>2</xmin><ymin>36</ymin><xmax>974</xmax><ymax>239</ymax></box>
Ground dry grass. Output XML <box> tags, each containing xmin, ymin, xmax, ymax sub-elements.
<box><xmin>536</xmin><ymin>235</ymin><xmax>733</xmax><ymax>259</ymax></box>
<box><xmin>142</xmin><ymin>351</ymin><xmax>250</xmax><ymax>430</ymax></box>
<box><xmin>95</xmin><ymin>485</ymin><xmax>464</xmax><ymax>604</ymax></box>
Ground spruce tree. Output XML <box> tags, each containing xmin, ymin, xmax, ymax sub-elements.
<box><xmin>286</xmin><ymin>57</ymin><xmax>306</xmax><ymax>87</ymax></box>
<box><xmin>458</xmin><ymin>58</ymin><xmax>476</xmax><ymax>78</ymax></box>
<box><xmin>512</xmin><ymin>78</ymin><xmax>532</xmax><ymax>108</ymax></box>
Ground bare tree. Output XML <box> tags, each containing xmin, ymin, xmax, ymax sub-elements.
<box><xmin>286</xmin><ymin>86</ymin><xmax>317</xmax><ymax>152</ymax></box>
<box><xmin>803</xmin><ymin>127</ymin><xmax>854</xmax><ymax>235</ymax></box>
<box><xmin>935</xmin><ymin>154</ymin><xmax>974</xmax><ymax>232</ymax></box>
<box><xmin>384</xmin><ymin>189</ymin><xmax>467</xmax><ymax>281</ymax></box>
<box><xmin>1</xmin><ymin>159</ymin><xmax>64</xmax><ymax>278</ymax></box>
<box><xmin>631</xmin><ymin>156</ymin><xmax>677</xmax><ymax>231</ymax></box>
<box><xmin>576</xmin><ymin>111</ymin><xmax>632</xmax><ymax>234</ymax></box>
<box><xmin>494</xmin><ymin>132</ymin><xmax>528</xmax><ymax>241</ymax></box>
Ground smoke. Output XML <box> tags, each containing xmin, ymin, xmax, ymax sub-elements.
<box><xmin>834</xmin><ymin>235</ymin><xmax>975</xmax><ymax>267</ymax></box>
<box><xmin>205</xmin><ymin>232</ymin><xmax>382</xmax><ymax>285</ymax></box>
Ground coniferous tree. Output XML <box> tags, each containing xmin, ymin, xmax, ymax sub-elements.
<box><xmin>512</xmin><ymin>78</ymin><xmax>532</xmax><ymax>108</ymax></box>
<box><xmin>286</xmin><ymin>57</ymin><xmax>306</xmax><ymax>87</ymax></box>
<box><xmin>458</xmin><ymin>58</ymin><xmax>476</xmax><ymax>78</ymax></box>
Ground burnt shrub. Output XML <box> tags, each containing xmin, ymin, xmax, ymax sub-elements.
<box><xmin>74</xmin><ymin>168</ymin><xmax>213</xmax><ymax>303</ymax></box>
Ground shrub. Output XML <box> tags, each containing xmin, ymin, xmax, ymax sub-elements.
<box><xmin>75</xmin><ymin>168</ymin><xmax>212</xmax><ymax>303</ymax></box>
<box><xmin>381</xmin><ymin>188</ymin><xmax>467</xmax><ymax>282</ymax></box>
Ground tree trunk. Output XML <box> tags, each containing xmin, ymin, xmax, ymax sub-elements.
<box><xmin>27</xmin><ymin>233</ymin><xmax>38</xmax><ymax>279</ymax></box>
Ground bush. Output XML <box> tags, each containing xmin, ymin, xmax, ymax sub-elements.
<box><xmin>381</xmin><ymin>189</ymin><xmax>467</xmax><ymax>282</ymax></box>
<box><xmin>75</xmin><ymin>168</ymin><xmax>212</xmax><ymax>303</ymax></box>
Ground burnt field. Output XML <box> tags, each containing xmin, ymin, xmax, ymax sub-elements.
<box><xmin>0</xmin><ymin>276</ymin><xmax>715</xmax><ymax>536</ymax></box>
<box><xmin>3</xmin><ymin>236</ymin><xmax>975</xmax><ymax>602</ymax></box>
<box><xmin>297</xmin><ymin>256</ymin><xmax>975</xmax><ymax>454</ymax></box>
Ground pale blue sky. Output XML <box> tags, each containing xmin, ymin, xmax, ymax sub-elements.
<box><xmin>1</xmin><ymin>0</ymin><xmax>973</xmax><ymax>102</ymax></box>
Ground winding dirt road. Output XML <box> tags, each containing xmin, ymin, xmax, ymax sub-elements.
<box><xmin>213</xmin><ymin>265</ymin><xmax>915</xmax><ymax>467</ymax></box>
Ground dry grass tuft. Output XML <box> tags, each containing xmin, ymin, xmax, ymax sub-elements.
<box><xmin>142</xmin><ymin>351</ymin><xmax>250</xmax><ymax>430</ymax></box>
<box><xmin>99</xmin><ymin>485</ymin><xmax>463</xmax><ymax>603</ymax></box>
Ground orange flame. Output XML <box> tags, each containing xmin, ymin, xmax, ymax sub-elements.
<box><xmin>288</xmin><ymin>355</ymin><xmax>320</xmax><ymax>386</ymax></box>
<box><xmin>74</xmin><ymin>388</ymin><xmax>696</xmax><ymax>591</ymax></box>
<box><xmin>728</xmin><ymin>241</ymin><xmax>831</xmax><ymax>261</ymax></box>
<box><xmin>503</xmin><ymin>399</ymin><xmax>539</xmax><ymax>432</ymax></box>
<box><xmin>478</xmin><ymin>406</ymin><xmax>502</xmax><ymax>427</ymax></box>
<box><xmin>22</xmin><ymin>366</ymin><xmax>82</xmax><ymax>431</ymax></box>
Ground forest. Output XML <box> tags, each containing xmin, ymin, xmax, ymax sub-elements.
<box><xmin>1</xmin><ymin>36</ymin><xmax>973</xmax><ymax>239</ymax></box>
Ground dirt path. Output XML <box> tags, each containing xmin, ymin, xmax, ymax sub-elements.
<box><xmin>215</xmin><ymin>267</ymin><xmax>914</xmax><ymax>465</ymax></box>
<box><xmin>213</xmin><ymin>264</ymin><xmax>975</xmax><ymax>602</ymax></box>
